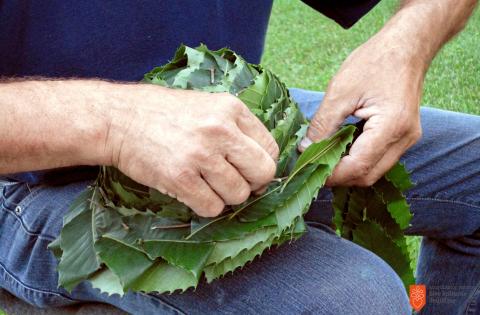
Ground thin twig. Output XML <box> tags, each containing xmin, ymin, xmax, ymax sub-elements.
<box><xmin>151</xmin><ymin>223</ymin><xmax>191</xmax><ymax>230</ymax></box>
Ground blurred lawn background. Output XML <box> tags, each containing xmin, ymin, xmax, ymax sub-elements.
<box><xmin>263</xmin><ymin>0</ymin><xmax>479</xmax><ymax>115</ymax></box>
<box><xmin>263</xmin><ymin>0</ymin><xmax>479</xmax><ymax>271</ymax></box>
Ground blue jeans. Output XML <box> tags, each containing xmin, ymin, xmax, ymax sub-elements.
<box><xmin>1</xmin><ymin>88</ymin><xmax>479</xmax><ymax>315</ymax></box>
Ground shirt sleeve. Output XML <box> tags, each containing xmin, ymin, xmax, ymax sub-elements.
<box><xmin>301</xmin><ymin>0</ymin><xmax>382</xmax><ymax>29</ymax></box>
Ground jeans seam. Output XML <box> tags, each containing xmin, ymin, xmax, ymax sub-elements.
<box><xmin>0</xmin><ymin>260</ymin><xmax>79</xmax><ymax>302</ymax></box>
<box><xmin>408</xmin><ymin>197</ymin><xmax>480</xmax><ymax>210</ymax></box>
<box><xmin>0</xmin><ymin>207</ymin><xmax>56</xmax><ymax>241</ymax></box>
<box><xmin>3</xmin><ymin>266</ymin><xmax>185</xmax><ymax>315</ymax></box>
<box><xmin>2</xmin><ymin>183</ymin><xmax>44</xmax><ymax>210</ymax></box>
<box><xmin>464</xmin><ymin>281</ymin><xmax>480</xmax><ymax>314</ymax></box>
<box><xmin>317</xmin><ymin>197</ymin><xmax>480</xmax><ymax>210</ymax></box>
<box><xmin>1</xmin><ymin>182</ymin><xmax>58</xmax><ymax>240</ymax></box>
<box><xmin>142</xmin><ymin>293</ymin><xmax>187</xmax><ymax>315</ymax></box>
<box><xmin>1</xmin><ymin>252</ymin><xmax>185</xmax><ymax>314</ymax></box>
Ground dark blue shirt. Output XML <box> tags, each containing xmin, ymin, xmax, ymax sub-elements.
<box><xmin>0</xmin><ymin>1</ymin><xmax>379</xmax><ymax>184</ymax></box>
<box><xmin>0</xmin><ymin>1</ymin><xmax>274</xmax><ymax>80</ymax></box>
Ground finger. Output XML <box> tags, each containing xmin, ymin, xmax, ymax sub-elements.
<box><xmin>226</xmin><ymin>134</ymin><xmax>277</xmax><ymax>191</ymax></box>
<box><xmin>351</xmin><ymin>138</ymin><xmax>411</xmax><ymax>186</ymax></box>
<box><xmin>199</xmin><ymin>154</ymin><xmax>252</xmax><ymax>205</ymax></box>
<box><xmin>299</xmin><ymin>95</ymin><xmax>354</xmax><ymax>151</ymax></box>
<box><xmin>169</xmin><ymin>169</ymin><xmax>225</xmax><ymax>217</ymax></box>
<box><xmin>325</xmin><ymin>119</ymin><xmax>395</xmax><ymax>186</ymax></box>
<box><xmin>332</xmin><ymin>137</ymin><xmax>411</xmax><ymax>187</ymax></box>
<box><xmin>236</xmin><ymin>108</ymin><xmax>279</xmax><ymax>161</ymax></box>
<box><xmin>253</xmin><ymin>184</ymin><xmax>269</xmax><ymax>195</ymax></box>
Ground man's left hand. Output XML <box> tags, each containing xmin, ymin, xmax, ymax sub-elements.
<box><xmin>300</xmin><ymin>35</ymin><xmax>424</xmax><ymax>187</ymax></box>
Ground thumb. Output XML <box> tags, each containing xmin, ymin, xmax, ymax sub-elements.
<box><xmin>299</xmin><ymin>96</ymin><xmax>352</xmax><ymax>151</ymax></box>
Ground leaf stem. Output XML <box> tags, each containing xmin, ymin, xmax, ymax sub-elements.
<box><xmin>184</xmin><ymin>213</ymin><xmax>231</xmax><ymax>240</ymax></box>
<box><xmin>228</xmin><ymin>185</ymin><xmax>282</xmax><ymax>220</ymax></box>
<box><xmin>151</xmin><ymin>223</ymin><xmax>191</xmax><ymax>230</ymax></box>
<box><xmin>282</xmin><ymin>135</ymin><xmax>342</xmax><ymax>189</ymax></box>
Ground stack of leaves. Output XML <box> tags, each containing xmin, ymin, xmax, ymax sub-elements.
<box><xmin>49</xmin><ymin>45</ymin><xmax>415</xmax><ymax>295</ymax></box>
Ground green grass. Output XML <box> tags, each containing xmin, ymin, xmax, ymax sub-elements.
<box><xmin>263</xmin><ymin>0</ymin><xmax>480</xmax><ymax>115</ymax></box>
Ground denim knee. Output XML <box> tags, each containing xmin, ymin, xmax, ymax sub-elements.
<box><xmin>313</xmin><ymin>241</ymin><xmax>411</xmax><ymax>315</ymax></box>
<box><xmin>350</xmin><ymin>253</ymin><xmax>411</xmax><ymax>315</ymax></box>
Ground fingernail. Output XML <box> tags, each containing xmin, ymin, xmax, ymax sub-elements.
<box><xmin>299</xmin><ymin>137</ymin><xmax>313</xmax><ymax>150</ymax></box>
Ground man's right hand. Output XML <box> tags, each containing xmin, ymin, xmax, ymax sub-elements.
<box><xmin>107</xmin><ymin>85</ymin><xmax>279</xmax><ymax>217</ymax></box>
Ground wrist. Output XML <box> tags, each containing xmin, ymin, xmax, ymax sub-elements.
<box><xmin>65</xmin><ymin>80</ymin><xmax>118</xmax><ymax>167</ymax></box>
<box><xmin>98</xmin><ymin>82</ymin><xmax>166</xmax><ymax>168</ymax></box>
<box><xmin>88</xmin><ymin>81</ymin><xmax>140</xmax><ymax>168</ymax></box>
<box><xmin>368</xmin><ymin>28</ymin><xmax>430</xmax><ymax>78</ymax></box>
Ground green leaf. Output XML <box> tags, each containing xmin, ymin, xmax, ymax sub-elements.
<box><xmin>275</xmin><ymin>164</ymin><xmax>330</xmax><ymax>231</ymax></box>
<box><xmin>187</xmin><ymin>212</ymin><xmax>277</xmax><ymax>242</ymax></box>
<box><xmin>206</xmin><ymin>227</ymin><xmax>276</xmax><ymax>265</ymax></box>
<box><xmin>90</xmin><ymin>247</ymin><xmax>197</xmax><ymax>295</ymax></box>
<box><xmin>204</xmin><ymin>235</ymin><xmax>275</xmax><ymax>283</ymax></box>
<box><xmin>101</xmin><ymin>211</ymin><xmax>191</xmax><ymax>245</ymax></box>
<box><xmin>364</xmin><ymin>189</ymin><xmax>404</xmax><ymax>241</ymax></box>
<box><xmin>406</xmin><ymin>236</ymin><xmax>421</xmax><ymax>272</ymax></box>
<box><xmin>235</xmin><ymin>164</ymin><xmax>318</xmax><ymax>222</ymax></box>
<box><xmin>373</xmin><ymin>178</ymin><xmax>413</xmax><ymax>230</ymax></box>
<box><xmin>89</xmin><ymin>268</ymin><xmax>124</xmax><ymax>296</ymax></box>
<box><xmin>142</xmin><ymin>241</ymin><xmax>214</xmax><ymax>279</ymax></box>
<box><xmin>332</xmin><ymin>187</ymin><xmax>349</xmax><ymax>234</ymax></box>
<box><xmin>385</xmin><ymin>162</ymin><xmax>414</xmax><ymax>191</ymax></box>
<box><xmin>284</xmin><ymin>125</ymin><xmax>356</xmax><ymax>187</ymax></box>
<box><xmin>270</xmin><ymin>105</ymin><xmax>304</xmax><ymax>153</ymax></box>
<box><xmin>56</xmin><ymin>187</ymin><xmax>102</xmax><ymax>291</ymax></box>
<box><xmin>48</xmin><ymin>236</ymin><xmax>62</xmax><ymax>260</ymax></box>
<box><xmin>276</xmin><ymin>124</ymin><xmax>307</xmax><ymax>177</ymax></box>
<box><xmin>129</xmin><ymin>260</ymin><xmax>197</xmax><ymax>294</ymax></box>
<box><xmin>95</xmin><ymin>237</ymin><xmax>154</xmax><ymax>291</ymax></box>
<box><xmin>238</xmin><ymin>71</ymin><xmax>269</xmax><ymax>111</ymax></box>
<box><xmin>204</xmin><ymin>218</ymin><xmax>306</xmax><ymax>283</ymax></box>
<box><xmin>222</xmin><ymin>56</ymin><xmax>258</xmax><ymax>94</ymax></box>
<box><xmin>340</xmin><ymin>188</ymin><xmax>365</xmax><ymax>239</ymax></box>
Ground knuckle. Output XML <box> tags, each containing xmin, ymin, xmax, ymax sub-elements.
<box><xmin>257</xmin><ymin>159</ymin><xmax>276</xmax><ymax>185</ymax></box>
<box><xmin>385</xmin><ymin>111</ymin><xmax>409</xmax><ymax>140</ymax></box>
<box><xmin>228</xmin><ymin>185</ymin><xmax>251</xmax><ymax>205</ymax></box>
<box><xmin>195</xmin><ymin>151</ymin><xmax>221</xmax><ymax>166</ymax></box>
<box><xmin>353</xmin><ymin>159</ymin><xmax>372</xmax><ymax>178</ymax></box>
<box><xmin>390</xmin><ymin>121</ymin><xmax>408</xmax><ymax>141</ymax></box>
<box><xmin>171</xmin><ymin>168</ymin><xmax>197</xmax><ymax>187</ymax></box>
<box><xmin>326</xmin><ymin>77</ymin><xmax>347</xmax><ymax>96</ymax></box>
<box><xmin>410</xmin><ymin>126</ymin><xmax>422</xmax><ymax>143</ymax></box>
<box><xmin>356</xmin><ymin>176</ymin><xmax>378</xmax><ymax>187</ymax></box>
<box><xmin>308</xmin><ymin>117</ymin><xmax>330</xmax><ymax>139</ymax></box>
<box><xmin>204</xmin><ymin>200</ymin><xmax>225</xmax><ymax>217</ymax></box>
<box><xmin>231</xmin><ymin>98</ymin><xmax>245</xmax><ymax>111</ymax></box>
<box><xmin>222</xmin><ymin>94</ymin><xmax>247</xmax><ymax>113</ymax></box>
<box><xmin>388</xmin><ymin>109</ymin><xmax>420</xmax><ymax>142</ymax></box>
<box><xmin>199</xmin><ymin>118</ymin><xmax>236</xmax><ymax>139</ymax></box>
<box><xmin>390</xmin><ymin>128</ymin><xmax>404</xmax><ymax>142</ymax></box>
<box><xmin>267</xmin><ymin>138</ymin><xmax>280</xmax><ymax>161</ymax></box>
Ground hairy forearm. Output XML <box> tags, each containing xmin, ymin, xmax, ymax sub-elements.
<box><xmin>0</xmin><ymin>79</ymin><xmax>119</xmax><ymax>173</ymax></box>
<box><xmin>375</xmin><ymin>0</ymin><xmax>477</xmax><ymax>71</ymax></box>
